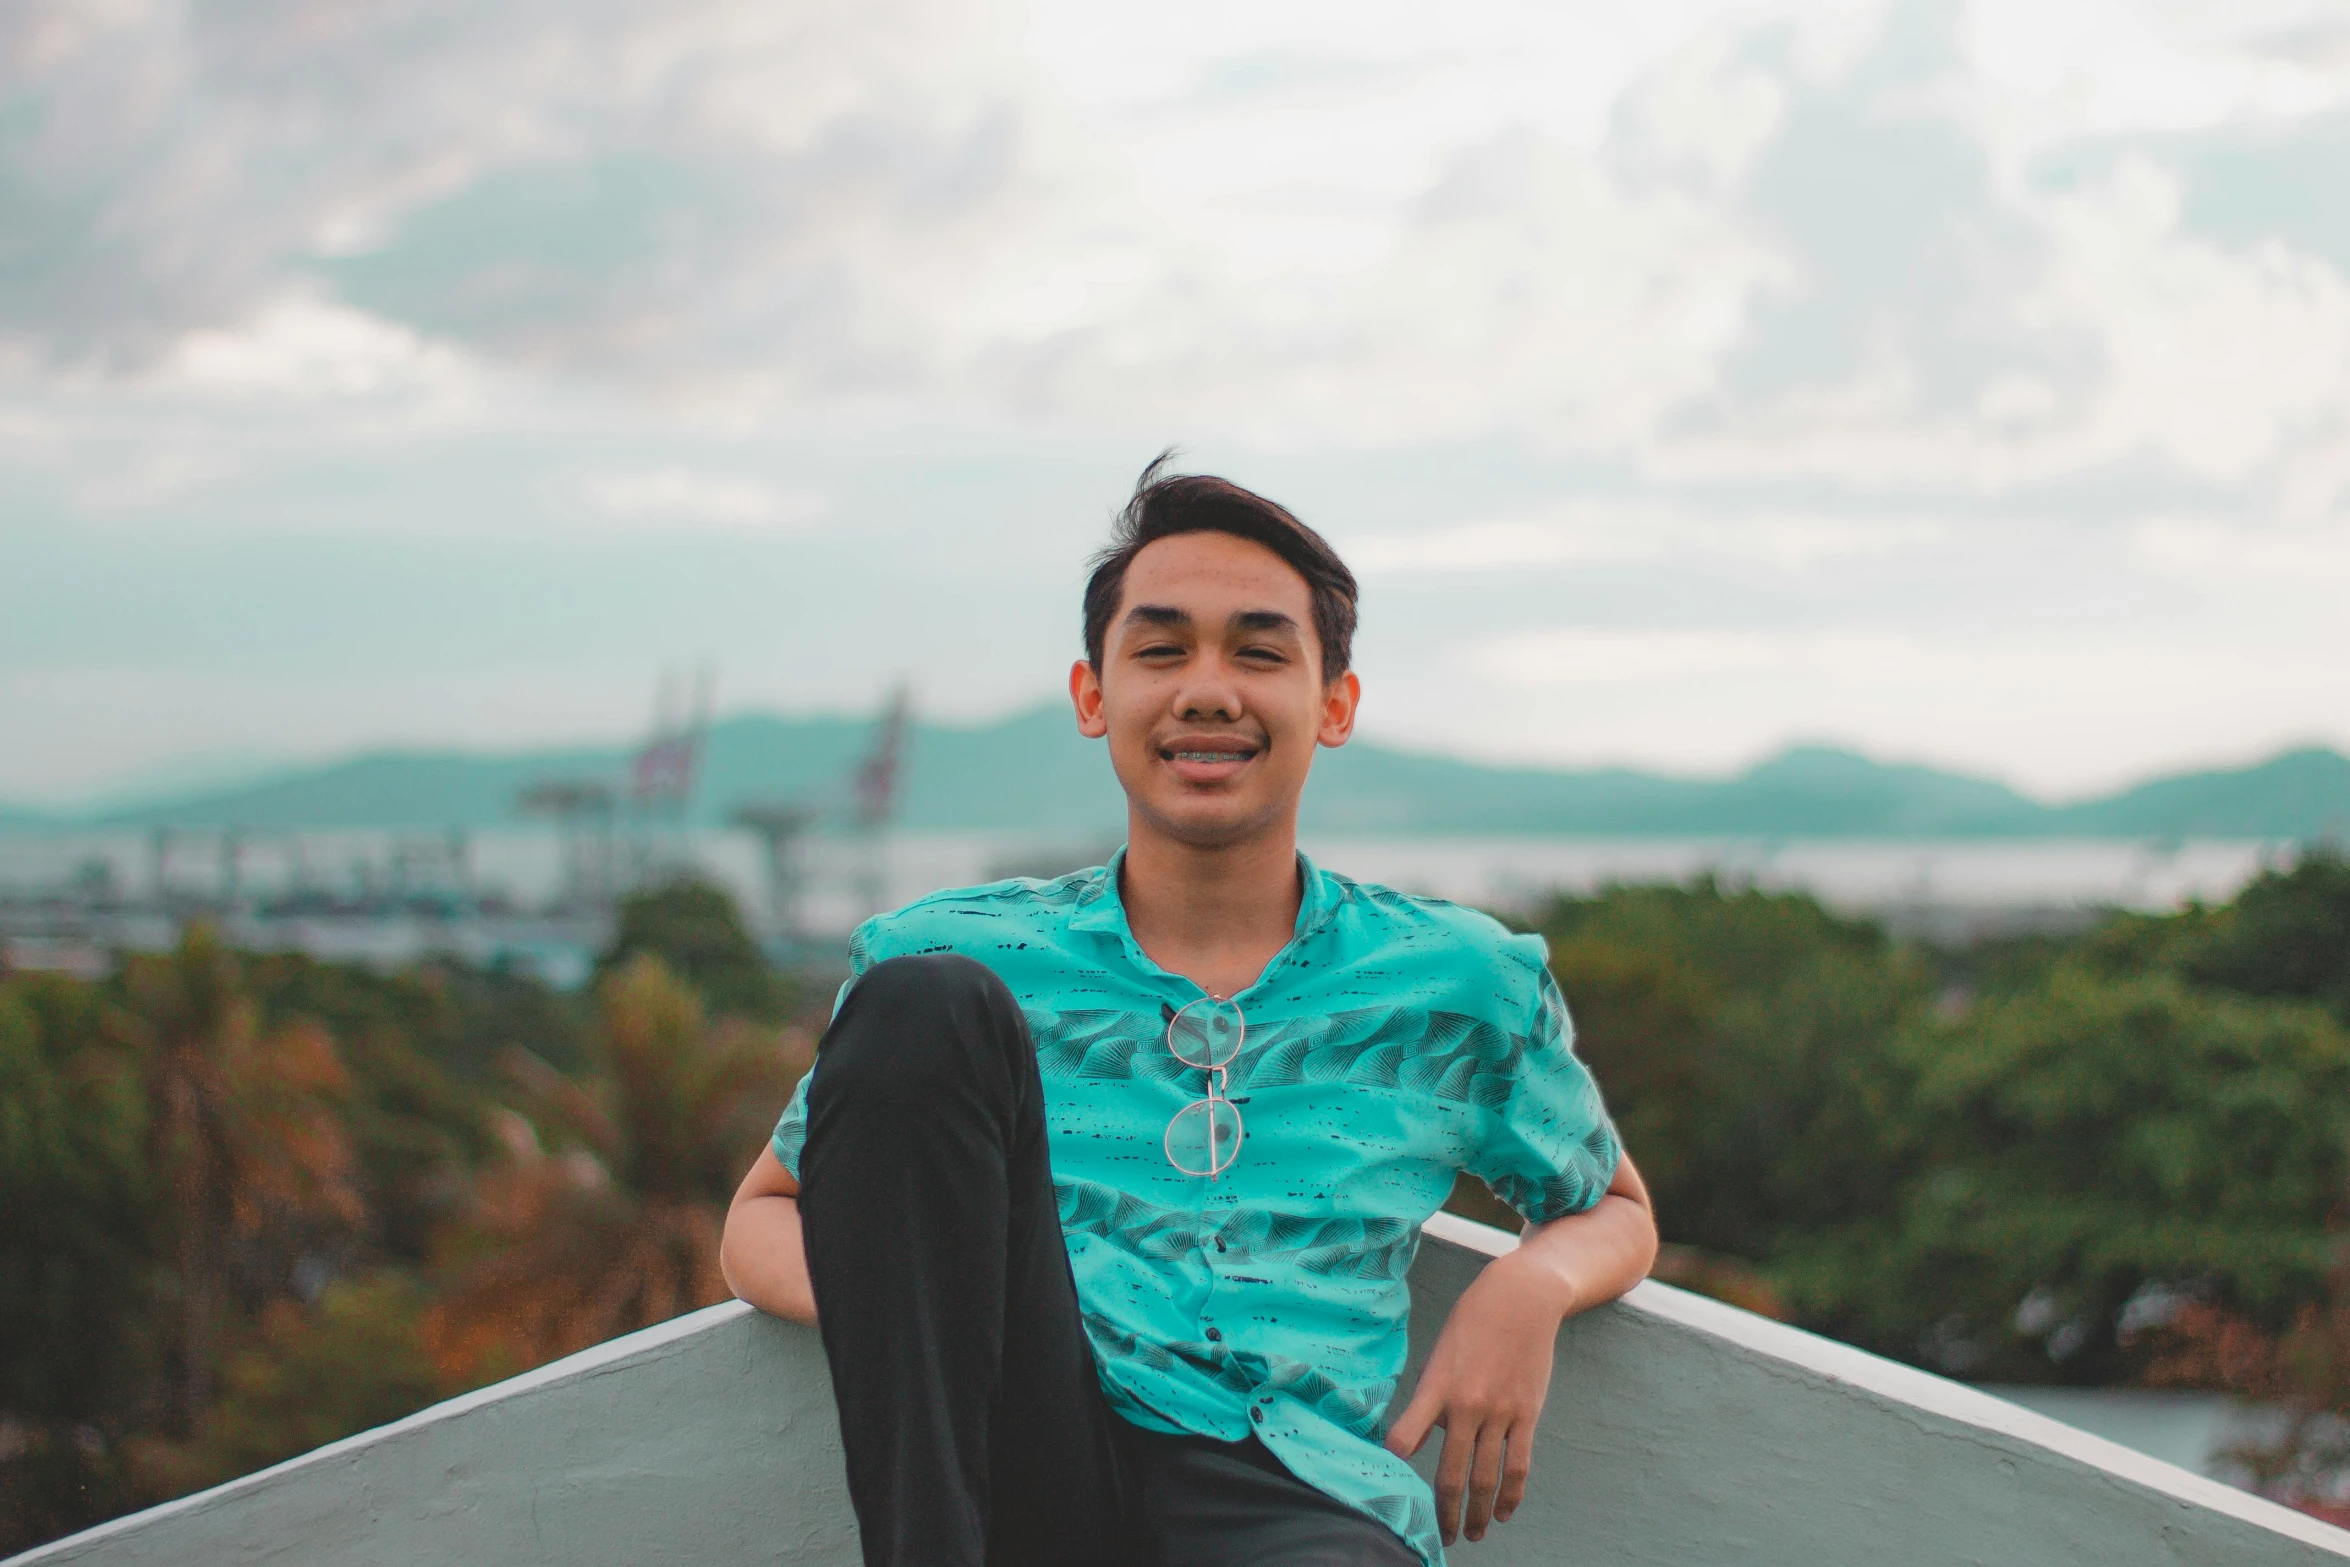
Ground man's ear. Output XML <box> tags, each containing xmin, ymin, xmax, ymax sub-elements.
<box><xmin>1070</xmin><ymin>659</ymin><xmax>1110</xmax><ymax>738</ymax></box>
<box><xmin>1317</xmin><ymin>670</ymin><xmax>1360</xmax><ymax>749</ymax></box>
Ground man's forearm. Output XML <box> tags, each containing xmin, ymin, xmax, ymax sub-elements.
<box><xmin>1502</xmin><ymin>1175</ymin><xmax>1658</xmax><ymax>1321</ymax></box>
<box><xmin>719</xmin><ymin>1193</ymin><xmax>819</xmax><ymax>1325</ymax></box>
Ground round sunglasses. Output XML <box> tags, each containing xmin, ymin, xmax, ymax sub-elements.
<box><xmin>1164</xmin><ymin>994</ymin><xmax>1246</xmax><ymax>1178</ymax></box>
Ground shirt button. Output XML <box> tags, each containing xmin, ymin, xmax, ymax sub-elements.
<box><xmin>1214</xmin><ymin>1238</ymin><xmax>1227</xmax><ymax>1252</ymax></box>
<box><xmin>1249</xmin><ymin>1406</ymin><xmax>1264</xmax><ymax>1424</ymax></box>
<box><xmin>1204</xmin><ymin>1326</ymin><xmax>1223</xmax><ymax>1342</ymax></box>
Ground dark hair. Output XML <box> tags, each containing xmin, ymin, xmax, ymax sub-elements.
<box><xmin>1083</xmin><ymin>452</ymin><xmax>1359</xmax><ymax>682</ymax></box>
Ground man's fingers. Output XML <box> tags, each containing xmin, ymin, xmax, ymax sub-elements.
<box><xmin>1461</xmin><ymin>1418</ymin><xmax>1507</xmax><ymax>1541</ymax></box>
<box><xmin>1494</xmin><ymin>1423</ymin><xmax>1534</xmax><ymax>1522</ymax></box>
<box><xmin>1383</xmin><ymin>1391</ymin><xmax>1441</xmax><ymax>1459</ymax></box>
<box><xmin>1432</xmin><ymin>1415</ymin><xmax>1478</xmax><ymax>1544</ymax></box>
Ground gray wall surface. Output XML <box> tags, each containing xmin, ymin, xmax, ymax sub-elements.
<box><xmin>14</xmin><ymin>1214</ymin><xmax>2347</xmax><ymax>1567</ymax></box>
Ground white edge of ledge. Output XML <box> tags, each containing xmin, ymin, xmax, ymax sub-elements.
<box><xmin>1421</xmin><ymin>1210</ymin><xmax>2350</xmax><ymax>1558</ymax></box>
<box><xmin>6</xmin><ymin>1300</ymin><xmax>762</xmax><ymax>1565</ymax></box>
<box><xmin>21</xmin><ymin>1219</ymin><xmax>2350</xmax><ymax>1563</ymax></box>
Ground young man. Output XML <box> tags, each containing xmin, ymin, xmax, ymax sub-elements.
<box><xmin>720</xmin><ymin>461</ymin><xmax>1656</xmax><ymax>1567</ymax></box>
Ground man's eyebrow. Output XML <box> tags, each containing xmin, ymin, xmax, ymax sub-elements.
<box><xmin>1231</xmin><ymin>609</ymin><xmax>1302</xmax><ymax>635</ymax></box>
<box><xmin>1118</xmin><ymin>604</ymin><xmax>1301</xmax><ymax>636</ymax></box>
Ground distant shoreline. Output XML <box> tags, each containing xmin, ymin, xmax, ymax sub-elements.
<box><xmin>3</xmin><ymin>707</ymin><xmax>2344</xmax><ymax>843</ymax></box>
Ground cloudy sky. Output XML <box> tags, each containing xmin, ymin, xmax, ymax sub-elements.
<box><xmin>4</xmin><ymin>0</ymin><xmax>2347</xmax><ymax>804</ymax></box>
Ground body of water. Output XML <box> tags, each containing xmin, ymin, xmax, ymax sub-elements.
<box><xmin>0</xmin><ymin>825</ymin><xmax>2285</xmax><ymax>934</ymax></box>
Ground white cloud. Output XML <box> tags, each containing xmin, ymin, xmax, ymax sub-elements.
<box><xmin>1471</xmin><ymin>627</ymin><xmax>1802</xmax><ymax>685</ymax></box>
<box><xmin>0</xmin><ymin>661</ymin><xmax>660</xmax><ymax>799</ymax></box>
<box><xmin>2133</xmin><ymin>514</ymin><xmax>2350</xmax><ymax>580</ymax></box>
<box><xmin>2043</xmin><ymin>159</ymin><xmax>2350</xmax><ymax>482</ymax></box>
<box><xmin>1967</xmin><ymin>0</ymin><xmax>2350</xmax><ymax>133</ymax></box>
<box><xmin>578</xmin><ymin>468</ymin><xmax>825</xmax><ymax>532</ymax></box>
<box><xmin>10</xmin><ymin>0</ymin><xmax>2350</xmax><ymax>472</ymax></box>
<box><xmin>162</xmin><ymin>297</ymin><xmax>466</xmax><ymax>399</ymax></box>
<box><xmin>6</xmin><ymin>0</ymin><xmax>2350</xmax><ymax>795</ymax></box>
<box><xmin>1427</xmin><ymin>620</ymin><xmax>2350</xmax><ymax>794</ymax></box>
<box><xmin>0</xmin><ymin>0</ymin><xmax>1042</xmax><ymax>389</ymax></box>
<box><xmin>1349</xmin><ymin>503</ymin><xmax>1941</xmax><ymax>574</ymax></box>
<box><xmin>66</xmin><ymin>441</ymin><xmax>242</xmax><ymax>512</ymax></box>
<box><xmin>1471</xmin><ymin>624</ymin><xmax>2340</xmax><ymax>700</ymax></box>
<box><xmin>1350</xmin><ymin>515</ymin><xmax>1653</xmax><ymax>574</ymax></box>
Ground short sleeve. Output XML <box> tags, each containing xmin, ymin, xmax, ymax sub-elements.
<box><xmin>769</xmin><ymin>1072</ymin><xmax>813</xmax><ymax>1180</ymax></box>
<box><xmin>768</xmin><ymin>916</ymin><xmax>889</xmax><ymax>1181</ymax></box>
<box><xmin>1466</xmin><ymin>958</ymin><xmax>1621</xmax><ymax>1226</ymax></box>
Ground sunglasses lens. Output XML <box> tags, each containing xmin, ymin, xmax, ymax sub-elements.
<box><xmin>1168</xmin><ymin>996</ymin><xmax>1245</xmax><ymax>1068</ymax></box>
<box><xmin>1165</xmin><ymin>1096</ymin><xmax>1244</xmax><ymax>1177</ymax></box>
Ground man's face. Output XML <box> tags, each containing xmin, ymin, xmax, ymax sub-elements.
<box><xmin>1071</xmin><ymin>530</ymin><xmax>1359</xmax><ymax>850</ymax></box>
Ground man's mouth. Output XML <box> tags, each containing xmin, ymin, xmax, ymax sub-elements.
<box><xmin>1157</xmin><ymin>738</ymin><xmax>1263</xmax><ymax>780</ymax></box>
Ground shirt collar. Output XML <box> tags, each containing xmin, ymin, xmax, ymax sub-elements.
<box><xmin>1067</xmin><ymin>845</ymin><xmax>1343</xmax><ymax>949</ymax></box>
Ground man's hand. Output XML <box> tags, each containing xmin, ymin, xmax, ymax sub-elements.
<box><xmin>1383</xmin><ymin>1158</ymin><xmax>1656</xmax><ymax>1545</ymax></box>
<box><xmin>1381</xmin><ymin>1249</ymin><xmax>1569</xmax><ymax>1543</ymax></box>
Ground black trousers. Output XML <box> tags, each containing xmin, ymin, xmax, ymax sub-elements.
<box><xmin>798</xmin><ymin>953</ymin><xmax>1420</xmax><ymax>1567</ymax></box>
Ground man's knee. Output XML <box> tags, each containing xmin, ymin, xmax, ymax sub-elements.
<box><xmin>815</xmin><ymin>952</ymin><xmax>1019</xmax><ymax>1110</ymax></box>
<box><xmin>843</xmin><ymin>952</ymin><xmax>1012</xmax><ymax>1034</ymax></box>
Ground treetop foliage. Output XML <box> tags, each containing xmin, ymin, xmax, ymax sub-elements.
<box><xmin>1537</xmin><ymin>853</ymin><xmax>2350</xmax><ymax>1400</ymax></box>
<box><xmin>596</xmin><ymin>877</ymin><xmax>794</xmax><ymax>1021</ymax></box>
<box><xmin>0</xmin><ymin>880</ymin><xmax>816</xmax><ymax>1555</ymax></box>
<box><xmin>10</xmin><ymin>852</ymin><xmax>2350</xmax><ymax>1542</ymax></box>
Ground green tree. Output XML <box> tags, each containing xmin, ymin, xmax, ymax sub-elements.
<box><xmin>1797</xmin><ymin>966</ymin><xmax>2350</xmax><ymax>1384</ymax></box>
<box><xmin>237</xmin><ymin>954</ymin><xmax>523</xmax><ymax>1262</ymax></box>
<box><xmin>2187</xmin><ymin>849</ymin><xmax>2350</xmax><ymax>1024</ymax></box>
<box><xmin>137</xmin><ymin>1273</ymin><xmax>445</xmax><ymax>1501</ymax></box>
<box><xmin>244</xmin><ymin>952</ymin><xmax>587</xmax><ymax>1082</ymax></box>
<box><xmin>1537</xmin><ymin>880</ymin><xmax>1929</xmax><ymax>1260</ymax></box>
<box><xmin>0</xmin><ymin>973</ymin><xmax>154</xmax><ymax>1553</ymax></box>
<box><xmin>2139</xmin><ymin>1251</ymin><xmax>2350</xmax><ymax>1508</ymax></box>
<box><xmin>598</xmin><ymin>878</ymin><xmax>786</xmax><ymax>1020</ymax></box>
<box><xmin>2077</xmin><ymin>849</ymin><xmax>2350</xmax><ymax>1027</ymax></box>
<box><xmin>424</xmin><ymin>956</ymin><xmax>798</xmax><ymax>1383</ymax></box>
<box><xmin>120</xmin><ymin>926</ymin><xmax>362</xmax><ymax>1432</ymax></box>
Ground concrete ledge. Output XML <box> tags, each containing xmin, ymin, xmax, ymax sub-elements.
<box><xmin>14</xmin><ymin>1213</ymin><xmax>2346</xmax><ymax>1566</ymax></box>
<box><xmin>1411</xmin><ymin>1213</ymin><xmax>2349</xmax><ymax>1564</ymax></box>
<box><xmin>8</xmin><ymin>1301</ymin><xmax>857</xmax><ymax>1567</ymax></box>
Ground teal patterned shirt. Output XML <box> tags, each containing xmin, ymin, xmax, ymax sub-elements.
<box><xmin>770</xmin><ymin>850</ymin><xmax>1621</xmax><ymax>1567</ymax></box>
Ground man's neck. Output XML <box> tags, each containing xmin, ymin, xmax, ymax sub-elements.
<box><xmin>1119</xmin><ymin>820</ymin><xmax>1303</xmax><ymax>1001</ymax></box>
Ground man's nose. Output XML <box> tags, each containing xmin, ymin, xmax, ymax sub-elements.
<box><xmin>1179</xmin><ymin>695</ymin><xmax>1239</xmax><ymax>721</ymax></box>
<box><xmin>1173</xmin><ymin>658</ymin><xmax>1243</xmax><ymax>722</ymax></box>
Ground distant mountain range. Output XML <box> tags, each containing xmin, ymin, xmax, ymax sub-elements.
<box><xmin>6</xmin><ymin>707</ymin><xmax>2347</xmax><ymax>841</ymax></box>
